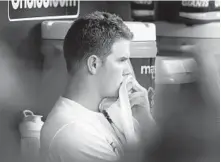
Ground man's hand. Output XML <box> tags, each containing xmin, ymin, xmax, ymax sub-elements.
<box><xmin>127</xmin><ymin>79</ymin><xmax>153</xmax><ymax>121</ymax></box>
<box><xmin>127</xmin><ymin>79</ymin><xmax>157</xmax><ymax>141</ymax></box>
<box><xmin>127</xmin><ymin>79</ymin><xmax>160</xmax><ymax>155</ymax></box>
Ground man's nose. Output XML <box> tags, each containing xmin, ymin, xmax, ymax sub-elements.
<box><xmin>123</xmin><ymin>60</ymin><xmax>133</xmax><ymax>76</ymax></box>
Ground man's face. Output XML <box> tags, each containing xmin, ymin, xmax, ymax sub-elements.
<box><xmin>97</xmin><ymin>39</ymin><xmax>132</xmax><ymax>98</ymax></box>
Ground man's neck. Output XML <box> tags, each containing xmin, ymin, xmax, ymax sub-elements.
<box><xmin>62</xmin><ymin>78</ymin><xmax>102</xmax><ymax>113</ymax></box>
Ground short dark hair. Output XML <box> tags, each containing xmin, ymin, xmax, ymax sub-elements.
<box><xmin>63</xmin><ymin>11</ymin><xmax>133</xmax><ymax>74</ymax></box>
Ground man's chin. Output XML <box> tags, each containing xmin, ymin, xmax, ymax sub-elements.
<box><xmin>111</xmin><ymin>92</ymin><xmax>119</xmax><ymax>99</ymax></box>
<box><xmin>107</xmin><ymin>91</ymin><xmax>119</xmax><ymax>99</ymax></box>
<box><xmin>103</xmin><ymin>86</ymin><xmax>121</xmax><ymax>99</ymax></box>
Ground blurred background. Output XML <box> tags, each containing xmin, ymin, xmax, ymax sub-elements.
<box><xmin>0</xmin><ymin>1</ymin><xmax>220</xmax><ymax>162</ymax></box>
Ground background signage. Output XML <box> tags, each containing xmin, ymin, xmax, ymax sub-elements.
<box><xmin>8</xmin><ymin>0</ymin><xmax>80</xmax><ymax>21</ymax></box>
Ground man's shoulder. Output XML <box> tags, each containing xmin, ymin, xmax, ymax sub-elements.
<box><xmin>53</xmin><ymin>120</ymin><xmax>107</xmax><ymax>145</ymax></box>
<box><xmin>40</xmin><ymin>98</ymin><xmax>78</xmax><ymax>152</ymax></box>
<box><xmin>40</xmin><ymin>119</ymin><xmax>95</xmax><ymax>151</ymax></box>
<box><xmin>42</xmin><ymin>121</ymin><xmax>119</xmax><ymax>162</ymax></box>
<box><xmin>40</xmin><ymin>121</ymin><xmax>101</xmax><ymax>162</ymax></box>
<box><xmin>41</xmin><ymin>112</ymin><xmax>106</xmax><ymax>151</ymax></box>
<box><xmin>48</xmin><ymin>121</ymin><xmax>114</xmax><ymax>158</ymax></box>
<box><xmin>53</xmin><ymin>121</ymin><xmax>97</xmax><ymax>142</ymax></box>
<box><xmin>40</xmin><ymin>98</ymin><xmax>120</xmax><ymax>161</ymax></box>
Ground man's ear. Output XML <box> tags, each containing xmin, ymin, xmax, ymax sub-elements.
<box><xmin>87</xmin><ymin>55</ymin><xmax>102</xmax><ymax>75</ymax></box>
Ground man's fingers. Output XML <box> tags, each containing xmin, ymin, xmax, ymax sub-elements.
<box><xmin>126</xmin><ymin>81</ymin><xmax>133</xmax><ymax>93</ymax></box>
<box><xmin>131</xmin><ymin>79</ymin><xmax>147</xmax><ymax>93</ymax></box>
<box><xmin>129</xmin><ymin>92</ymin><xmax>149</xmax><ymax>108</ymax></box>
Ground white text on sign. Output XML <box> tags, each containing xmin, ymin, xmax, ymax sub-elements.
<box><xmin>11</xmin><ymin>0</ymin><xmax>77</xmax><ymax>10</ymax></box>
<box><xmin>141</xmin><ymin>65</ymin><xmax>155</xmax><ymax>79</ymax></box>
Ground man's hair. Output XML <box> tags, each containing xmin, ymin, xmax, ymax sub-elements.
<box><xmin>63</xmin><ymin>11</ymin><xmax>133</xmax><ymax>74</ymax></box>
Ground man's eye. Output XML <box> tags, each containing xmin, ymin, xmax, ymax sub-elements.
<box><xmin>120</xmin><ymin>58</ymin><xmax>128</xmax><ymax>62</ymax></box>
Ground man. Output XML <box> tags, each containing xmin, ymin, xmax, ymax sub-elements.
<box><xmin>40</xmin><ymin>11</ymin><xmax>155</xmax><ymax>162</ymax></box>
